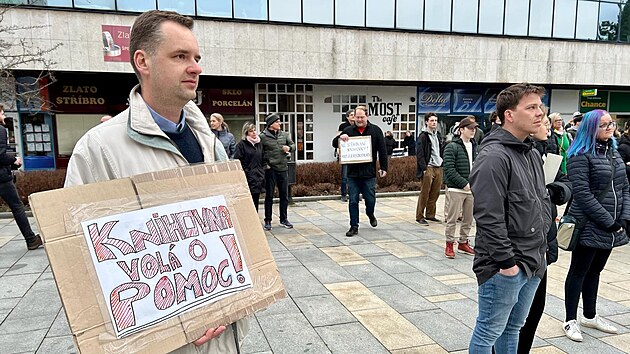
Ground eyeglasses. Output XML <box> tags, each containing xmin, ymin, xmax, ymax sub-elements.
<box><xmin>598</xmin><ymin>121</ymin><xmax>617</xmax><ymax>129</ymax></box>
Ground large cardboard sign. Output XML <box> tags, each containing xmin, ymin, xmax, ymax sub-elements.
<box><xmin>339</xmin><ymin>136</ymin><xmax>373</xmax><ymax>164</ymax></box>
<box><xmin>29</xmin><ymin>162</ymin><xmax>286</xmax><ymax>354</ymax></box>
<box><xmin>81</xmin><ymin>196</ymin><xmax>252</xmax><ymax>339</ymax></box>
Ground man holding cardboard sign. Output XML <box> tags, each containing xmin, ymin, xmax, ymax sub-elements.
<box><xmin>337</xmin><ymin>106</ymin><xmax>388</xmax><ymax>236</ymax></box>
<box><xmin>65</xmin><ymin>10</ymin><xmax>246</xmax><ymax>353</ymax></box>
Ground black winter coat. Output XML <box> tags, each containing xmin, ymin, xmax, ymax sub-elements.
<box><xmin>233</xmin><ymin>139</ymin><xmax>265</xmax><ymax>194</ymax></box>
<box><xmin>339</xmin><ymin>122</ymin><xmax>388</xmax><ymax>178</ymax></box>
<box><xmin>416</xmin><ymin>130</ymin><xmax>443</xmax><ymax>178</ymax></box>
<box><xmin>403</xmin><ymin>135</ymin><xmax>416</xmax><ymax>155</ymax></box>
<box><xmin>567</xmin><ymin>140</ymin><xmax>630</xmax><ymax>249</ymax></box>
<box><xmin>617</xmin><ymin>135</ymin><xmax>630</xmax><ymax>183</ymax></box>
<box><xmin>443</xmin><ymin>137</ymin><xmax>477</xmax><ymax>189</ymax></box>
<box><xmin>385</xmin><ymin>136</ymin><xmax>396</xmax><ymax>155</ymax></box>
<box><xmin>0</xmin><ymin>127</ymin><xmax>16</xmax><ymax>183</ymax></box>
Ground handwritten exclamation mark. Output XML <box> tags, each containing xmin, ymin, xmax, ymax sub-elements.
<box><xmin>220</xmin><ymin>234</ymin><xmax>245</xmax><ymax>283</ymax></box>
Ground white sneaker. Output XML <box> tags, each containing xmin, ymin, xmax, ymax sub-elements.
<box><xmin>580</xmin><ymin>314</ymin><xmax>618</xmax><ymax>334</ymax></box>
<box><xmin>563</xmin><ymin>320</ymin><xmax>583</xmax><ymax>342</ymax></box>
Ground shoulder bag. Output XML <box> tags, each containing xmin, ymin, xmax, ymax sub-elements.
<box><xmin>557</xmin><ymin>153</ymin><xmax>615</xmax><ymax>251</ymax></box>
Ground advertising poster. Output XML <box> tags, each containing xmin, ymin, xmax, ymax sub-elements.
<box><xmin>102</xmin><ymin>25</ymin><xmax>131</xmax><ymax>62</ymax></box>
<box><xmin>417</xmin><ymin>87</ymin><xmax>451</xmax><ymax>114</ymax></box>
<box><xmin>452</xmin><ymin>89</ymin><xmax>483</xmax><ymax>113</ymax></box>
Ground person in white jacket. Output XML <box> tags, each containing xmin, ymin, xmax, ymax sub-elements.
<box><xmin>64</xmin><ymin>10</ymin><xmax>247</xmax><ymax>353</ymax></box>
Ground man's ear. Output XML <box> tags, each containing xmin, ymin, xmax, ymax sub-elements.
<box><xmin>503</xmin><ymin>109</ymin><xmax>513</xmax><ymax>124</ymax></box>
<box><xmin>134</xmin><ymin>50</ymin><xmax>150</xmax><ymax>76</ymax></box>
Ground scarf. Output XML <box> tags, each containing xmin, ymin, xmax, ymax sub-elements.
<box><xmin>247</xmin><ymin>135</ymin><xmax>260</xmax><ymax>145</ymax></box>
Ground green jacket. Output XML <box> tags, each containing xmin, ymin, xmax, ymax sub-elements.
<box><xmin>443</xmin><ymin>137</ymin><xmax>478</xmax><ymax>189</ymax></box>
<box><xmin>261</xmin><ymin>128</ymin><xmax>295</xmax><ymax>172</ymax></box>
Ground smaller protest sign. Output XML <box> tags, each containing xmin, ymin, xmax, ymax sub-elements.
<box><xmin>339</xmin><ymin>136</ymin><xmax>373</xmax><ymax>164</ymax></box>
<box><xmin>80</xmin><ymin>195</ymin><xmax>252</xmax><ymax>339</ymax></box>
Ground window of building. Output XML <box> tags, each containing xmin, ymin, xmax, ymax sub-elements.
<box><xmin>367</xmin><ymin>0</ymin><xmax>395</xmax><ymax>28</ymax></box>
<box><xmin>56</xmin><ymin>114</ymin><xmax>102</xmax><ymax>156</ymax></box>
<box><xmin>529</xmin><ymin>0</ymin><xmax>553</xmax><ymax>37</ymax></box>
<box><xmin>336</xmin><ymin>0</ymin><xmax>366</xmax><ymax>27</ymax></box>
<box><xmin>117</xmin><ymin>0</ymin><xmax>155</xmax><ymax>12</ymax></box>
<box><xmin>256</xmin><ymin>84</ymin><xmax>315</xmax><ymax>161</ymax></box>
<box><xmin>234</xmin><ymin>0</ymin><xmax>267</xmax><ymax>20</ymax></box>
<box><xmin>158</xmin><ymin>0</ymin><xmax>195</xmax><ymax>15</ymax></box>
<box><xmin>599</xmin><ymin>1</ymin><xmax>621</xmax><ymax>41</ymax></box>
<box><xmin>621</xmin><ymin>2</ymin><xmax>630</xmax><ymax>42</ymax></box>
<box><xmin>303</xmin><ymin>0</ymin><xmax>333</xmax><ymax>24</ymax></box>
<box><xmin>576</xmin><ymin>0</ymin><xmax>599</xmax><ymax>40</ymax></box>
<box><xmin>553</xmin><ymin>0</ymin><xmax>577</xmax><ymax>38</ymax></box>
<box><xmin>425</xmin><ymin>0</ymin><xmax>451</xmax><ymax>31</ymax></box>
<box><xmin>452</xmin><ymin>0</ymin><xmax>478</xmax><ymax>33</ymax></box>
<box><xmin>74</xmin><ymin>0</ymin><xmax>114</xmax><ymax>10</ymax></box>
<box><xmin>196</xmin><ymin>0</ymin><xmax>232</xmax><ymax>17</ymax></box>
<box><xmin>269</xmin><ymin>0</ymin><xmax>301</xmax><ymax>23</ymax></box>
<box><xmin>504</xmin><ymin>0</ymin><xmax>529</xmax><ymax>36</ymax></box>
<box><xmin>42</xmin><ymin>0</ymin><xmax>72</xmax><ymax>6</ymax></box>
<box><xmin>396</xmin><ymin>0</ymin><xmax>424</xmax><ymax>30</ymax></box>
<box><xmin>479</xmin><ymin>0</ymin><xmax>504</xmax><ymax>34</ymax></box>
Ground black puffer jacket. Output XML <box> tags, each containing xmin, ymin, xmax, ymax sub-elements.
<box><xmin>617</xmin><ymin>134</ymin><xmax>630</xmax><ymax>182</ymax></box>
<box><xmin>340</xmin><ymin>122</ymin><xmax>388</xmax><ymax>178</ymax></box>
<box><xmin>567</xmin><ymin>140</ymin><xmax>630</xmax><ymax>249</ymax></box>
<box><xmin>0</xmin><ymin>127</ymin><xmax>16</xmax><ymax>183</ymax></box>
<box><xmin>233</xmin><ymin>139</ymin><xmax>265</xmax><ymax>194</ymax></box>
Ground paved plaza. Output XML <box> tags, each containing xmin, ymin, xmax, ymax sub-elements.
<box><xmin>3</xmin><ymin>195</ymin><xmax>630</xmax><ymax>353</ymax></box>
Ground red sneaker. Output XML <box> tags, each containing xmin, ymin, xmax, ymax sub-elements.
<box><xmin>457</xmin><ymin>241</ymin><xmax>475</xmax><ymax>256</ymax></box>
<box><xmin>445</xmin><ymin>242</ymin><xmax>455</xmax><ymax>259</ymax></box>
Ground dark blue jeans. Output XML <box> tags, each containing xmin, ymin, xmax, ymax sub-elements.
<box><xmin>264</xmin><ymin>169</ymin><xmax>289</xmax><ymax>223</ymax></box>
<box><xmin>0</xmin><ymin>180</ymin><xmax>36</xmax><ymax>243</ymax></box>
<box><xmin>340</xmin><ymin>164</ymin><xmax>348</xmax><ymax>196</ymax></box>
<box><xmin>347</xmin><ymin>177</ymin><xmax>376</xmax><ymax>227</ymax></box>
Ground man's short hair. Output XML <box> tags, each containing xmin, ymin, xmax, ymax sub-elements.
<box><xmin>424</xmin><ymin>112</ymin><xmax>437</xmax><ymax>122</ymax></box>
<box><xmin>496</xmin><ymin>83</ymin><xmax>546</xmax><ymax>124</ymax></box>
<box><xmin>489</xmin><ymin>111</ymin><xmax>498</xmax><ymax>123</ymax></box>
<box><xmin>355</xmin><ymin>105</ymin><xmax>368</xmax><ymax>115</ymax></box>
<box><xmin>129</xmin><ymin>10</ymin><xmax>194</xmax><ymax>80</ymax></box>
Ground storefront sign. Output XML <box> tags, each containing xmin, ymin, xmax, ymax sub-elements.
<box><xmin>452</xmin><ymin>89</ymin><xmax>483</xmax><ymax>113</ymax></box>
<box><xmin>483</xmin><ymin>89</ymin><xmax>500</xmax><ymax>113</ymax></box>
<box><xmin>368</xmin><ymin>96</ymin><xmax>403</xmax><ymax>124</ymax></box>
<box><xmin>417</xmin><ymin>87</ymin><xmax>451</xmax><ymax>114</ymax></box>
<box><xmin>207</xmin><ymin>89</ymin><xmax>254</xmax><ymax>115</ymax></box>
<box><xmin>581</xmin><ymin>89</ymin><xmax>598</xmax><ymax>97</ymax></box>
<box><xmin>102</xmin><ymin>25</ymin><xmax>131</xmax><ymax>62</ymax></box>
<box><xmin>580</xmin><ymin>90</ymin><xmax>608</xmax><ymax>113</ymax></box>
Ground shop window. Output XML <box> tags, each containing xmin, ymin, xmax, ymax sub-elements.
<box><xmin>74</xmin><ymin>0</ymin><xmax>114</xmax><ymax>10</ymax></box>
<box><xmin>599</xmin><ymin>1</ymin><xmax>621</xmax><ymax>41</ymax></box>
<box><xmin>303</xmin><ymin>0</ymin><xmax>333</xmax><ymax>24</ymax></box>
<box><xmin>56</xmin><ymin>114</ymin><xmax>101</xmax><ymax>156</ymax></box>
<box><xmin>576</xmin><ymin>0</ymin><xmax>599</xmax><ymax>40</ymax></box>
<box><xmin>504</xmin><ymin>0</ymin><xmax>529</xmax><ymax>36</ymax></box>
<box><xmin>452</xmin><ymin>0</ymin><xmax>478</xmax><ymax>33</ymax></box>
<box><xmin>396</xmin><ymin>0</ymin><xmax>424</xmax><ymax>30</ymax></box>
<box><xmin>553</xmin><ymin>0</ymin><xmax>577</xmax><ymax>39</ymax></box>
<box><xmin>529</xmin><ymin>0</ymin><xmax>553</xmax><ymax>37</ymax></box>
<box><xmin>234</xmin><ymin>0</ymin><xmax>267</xmax><ymax>20</ymax></box>
<box><xmin>425</xmin><ymin>0</ymin><xmax>451</xmax><ymax>32</ymax></box>
<box><xmin>367</xmin><ymin>0</ymin><xmax>395</xmax><ymax>28</ymax></box>
<box><xmin>197</xmin><ymin>0</ymin><xmax>232</xmax><ymax>17</ymax></box>
<box><xmin>479</xmin><ymin>0</ymin><xmax>504</xmax><ymax>34</ymax></box>
<box><xmin>336</xmin><ymin>0</ymin><xmax>365</xmax><ymax>26</ymax></box>
<box><xmin>158</xmin><ymin>0</ymin><xmax>194</xmax><ymax>15</ymax></box>
<box><xmin>117</xmin><ymin>0</ymin><xmax>155</xmax><ymax>12</ymax></box>
<box><xmin>269</xmin><ymin>0</ymin><xmax>301</xmax><ymax>22</ymax></box>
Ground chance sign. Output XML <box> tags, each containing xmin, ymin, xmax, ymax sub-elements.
<box><xmin>340</xmin><ymin>136</ymin><xmax>373</xmax><ymax>164</ymax></box>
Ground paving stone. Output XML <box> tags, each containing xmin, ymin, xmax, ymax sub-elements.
<box><xmin>266</xmin><ymin>236</ymin><xmax>287</xmax><ymax>252</ymax></box>
<box><xmin>301</xmin><ymin>260</ymin><xmax>356</xmax><ymax>284</ymax></box>
<box><xmin>344</xmin><ymin>263</ymin><xmax>400</xmax><ymax>287</ymax></box>
<box><xmin>257</xmin><ymin>313</ymin><xmax>330</xmax><ymax>354</ymax></box>
<box><xmin>0</xmin><ymin>309</ymin><xmax>9</xmax><ymax>323</ymax></box>
<box><xmin>404</xmin><ymin>309</ymin><xmax>473</xmax><ymax>352</ymax></box>
<box><xmin>290</xmin><ymin>247</ymin><xmax>332</xmax><ymax>263</ymax></box>
<box><xmin>36</xmin><ymin>336</ymin><xmax>77</xmax><ymax>354</ymax></box>
<box><xmin>546</xmin><ymin>334</ymin><xmax>627</xmax><ymax>354</ymax></box>
<box><xmin>608</xmin><ymin>312</ymin><xmax>630</xmax><ymax>326</ymax></box>
<box><xmin>392</xmin><ymin>272</ymin><xmax>456</xmax><ymax>297</ymax></box>
<box><xmin>348</xmin><ymin>244</ymin><xmax>389</xmax><ymax>257</ymax></box>
<box><xmin>303</xmin><ymin>234</ymin><xmax>343</xmax><ymax>247</ymax></box>
<box><xmin>0</xmin><ymin>313</ymin><xmax>56</xmax><ymax>334</ymax></box>
<box><xmin>5</xmin><ymin>252</ymin><xmax>51</xmax><ymax>276</ymax></box>
<box><xmin>0</xmin><ymin>328</ymin><xmax>47</xmax><ymax>353</ymax></box>
<box><xmin>435</xmin><ymin>298</ymin><xmax>479</xmax><ymax>329</ymax></box>
<box><xmin>366</xmin><ymin>254</ymin><xmax>419</xmax><ymax>274</ymax></box>
<box><xmin>390</xmin><ymin>344</ymin><xmax>449</xmax><ymax>353</ymax></box>
<box><xmin>8</xmin><ymin>278</ymin><xmax>61</xmax><ymax>319</ymax></box>
<box><xmin>256</xmin><ymin>297</ymin><xmax>301</xmax><ymax>317</ymax></box>
<box><xmin>0</xmin><ymin>297</ymin><xmax>20</xmax><ymax>311</ymax></box>
<box><xmin>370</xmin><ymin>284</ymin><xmax>436</xmax><ymax>313</ymax></box>
<box><xmin>277</xmin><ymin>266</ymin><xmax>328</xmax><ymax>298</ymax></box>
<box><xmin>353</xmin><ymin>307</ymin><xmax>434</xmax><ymax>351</ymax></box>
<box><xmin>316</xmin><ymin>322</ymin><xmax>389</xmax><ymax>354</ymax></box>
<box><xmin>0</xmin><ymin>268</ymin><xmax>7</xmax><ymax>277</ymax></box>
<box><xmin>0</xmin><ymin>240</ymin><xmax>28</xmax><ymax>269</ymax></box>
<box><xmin>241</xmin><ymin>316</ymin><xmax>271</xmax><ymax>354</ymax></box>
<box><xmin>294</xmin><ymin>294</ymin><xmax>356</xmax><ymax>327</ymax></box>
<box><xmin>46</xmin><ymin>310</ymin><xmax>71</xmax><ymax>337</ymax></box>
<box><xmin>403</xmin><ymin>254</ymin><xmax>458</xmax><ymax>276</ymax></box>
<box><xmin>0</xmin><ymin>273</ymin><xmax>39</xmax><ymax>299</ymax></box>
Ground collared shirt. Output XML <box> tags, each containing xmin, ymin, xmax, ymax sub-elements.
<box><xmin>146</xmin><ymin>104</ymin><xmax>186</xmax><ymax>133</ymax></box>
<box><xmin>427</xmin><ymin>128</ymin><xmax>443</xmax><ymax>167</ymax></box>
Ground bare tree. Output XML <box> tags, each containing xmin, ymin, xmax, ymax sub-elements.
<box><xmin>0</xmin><ymin>4</ymin><xmax>62</xmax><ymax>111</ymax></box>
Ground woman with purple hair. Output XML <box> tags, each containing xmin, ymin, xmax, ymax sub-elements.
<box><xmin>562</xmin><ymin>109</ymin><xmax>630</xmax><ymax>342</ymax></box>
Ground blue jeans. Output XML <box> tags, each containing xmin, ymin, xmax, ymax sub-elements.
<box><xmin>469</xmin><ymin>270</ymin><xmax>541</xmax><ymax>354</ymax></box>
<box><xmin>340</xmin><ymin>164</ymin><xmax>348</xmax><ymax>196</ymax></box>
<box><xmin>347</xmin><ymin>177</ymin><xmax>376</xmax><ymax>227</ymax></box>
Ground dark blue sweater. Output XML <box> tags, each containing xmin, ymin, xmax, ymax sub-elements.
<box><xmin>164</xmin><ymin>124</ymin><xmax>203</xmax><ymax>164</ymax></box>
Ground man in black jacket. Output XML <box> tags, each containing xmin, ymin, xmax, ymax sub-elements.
<box><xmin>337</xmin><ymin>106</ymin><xmax>388</xmax><ymax>236</ymax></box>
<box><xmin>468</xmin><ymin>83</ymin><xmax>551</xmax><ymax>352</ymax></box>
<box><xmin>416</xmin><ymin>112</ymin><xmax>443</xmax><ymax>225</ymax></box>
<box><xmin>0</xmin><ymin>104</ymin><xmax>41</xmax><ymax>250</ymax></box>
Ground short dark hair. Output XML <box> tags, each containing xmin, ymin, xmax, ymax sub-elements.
<box><xmin>424</xmin><ymin>112</ymin><xmax>437</xmax><ymax>122</ymax></box>
<box><xmin>496</xmin><ymin>83</ymin><xmax>546</xmax><ymax>124</ymax></box>
<box><xmin>129</xmin><ymin>10</ymin><xmax>194</xmax><ymax>80</ymax></box>
<box><xmin>346</xmin><ymin>109</ymin><xmax>354</xmax><ymax>118</ymax></box>
<box><xmin>0</xmin><ymin>103</ymin><xmax>3</xmax><ymax>112</ymax></box>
